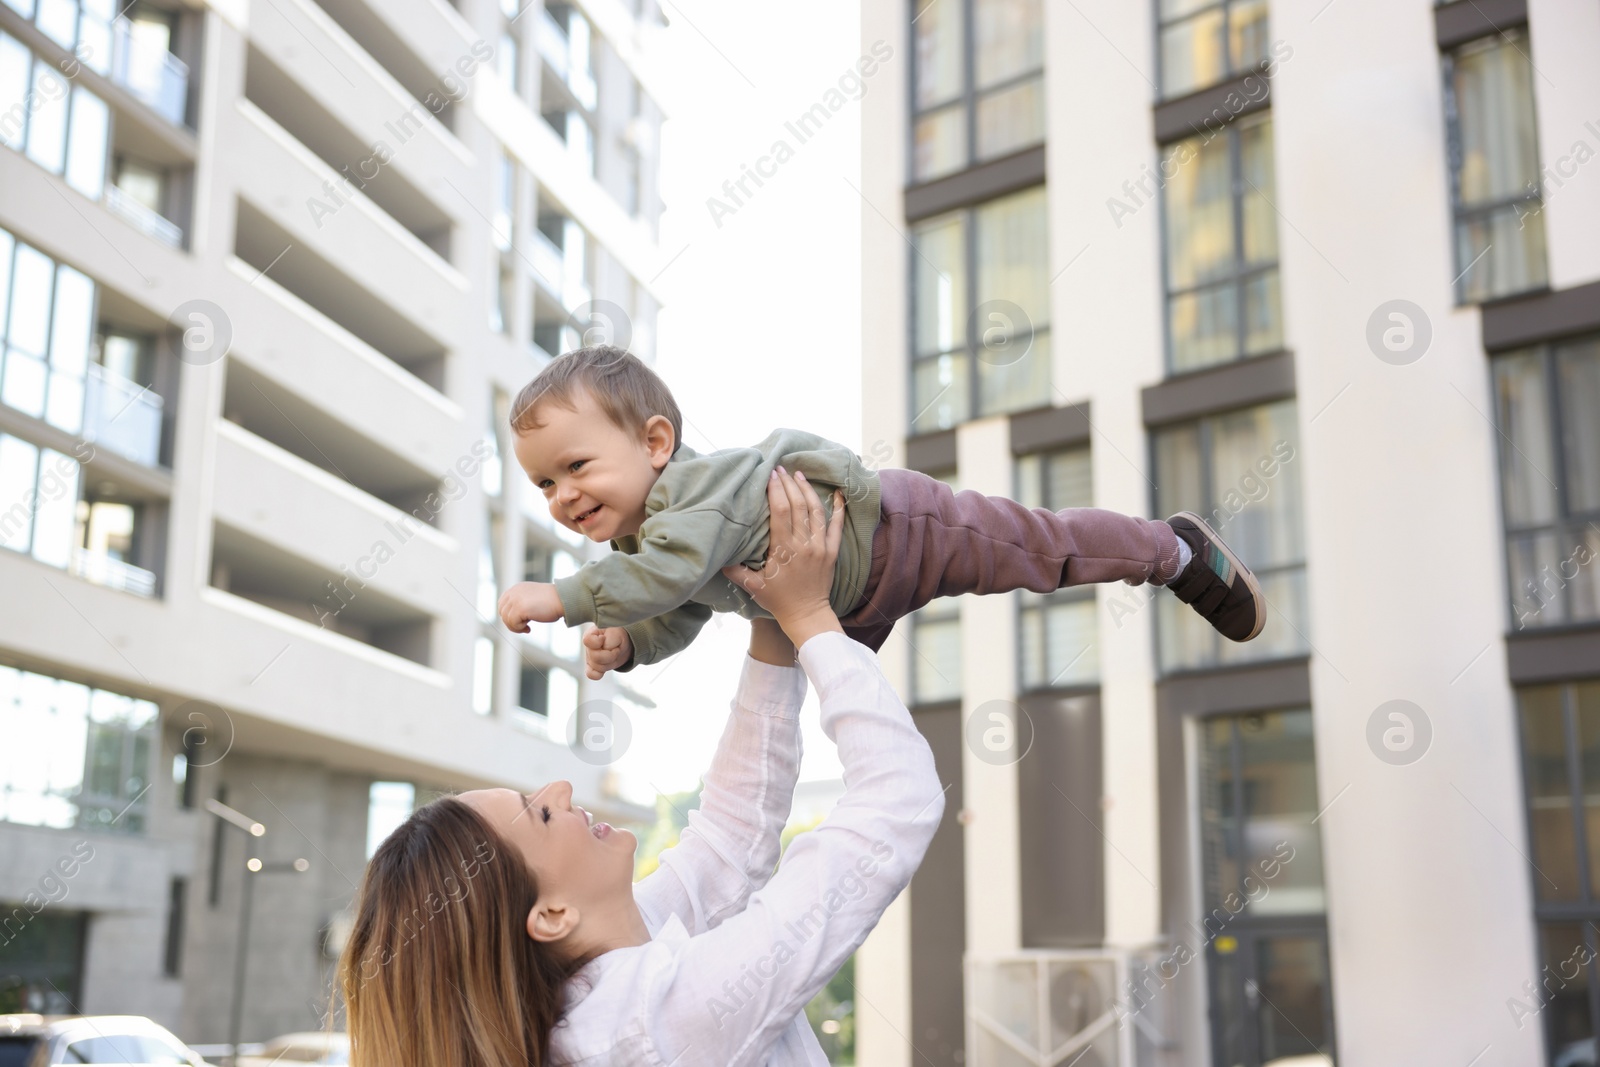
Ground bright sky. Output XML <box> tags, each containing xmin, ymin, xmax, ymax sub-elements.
<box><xmin>609</xmin><ymin>0</ymin><xmax>866</xmax><ymax>805</ymax></box>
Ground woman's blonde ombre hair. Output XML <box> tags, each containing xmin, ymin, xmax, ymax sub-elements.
<box><xmin>338</xmin><ymin>797</ymin><xmax>594</xmax><ymax>1066</ymax></box>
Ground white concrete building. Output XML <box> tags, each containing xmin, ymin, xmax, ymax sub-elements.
<box><xmin>0</xmin><ymin>0</ymin><xmax>663</xmax><ymax>1044</ymax></box>
<box><xmin>856</xmin><ymin>1</ymin><xmax>1600</xmax><ymax>1065</ymax></box>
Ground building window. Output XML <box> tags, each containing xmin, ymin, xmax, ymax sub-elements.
<box><xmin>1492</xmin><ymin>339</ymin><xmax>1600</xmax><ymax>631</ymax></box>
<box><xmin>483</xmin><ymin>390</ymin><xmax>506</xmax><ymax>497</ymax></box>
<box><xmin>0</xmin><ymin>911</ymin><xmax>87</xmax><ymax>1014</ymax></box>
<box><xmin>0</xmin><ymin>432</ymin><xmax>81</xmax><ymax>569</ymax></box>
<box><xmin>365</xmin><ymin>781</ymin><xmax>415</xmax><ymax>858</ymax></box>
<box><xmin>911</xmin><ymin>185</ymin><xmax>1050</xmax><ymax>434</ymax></box>
<box><xmin>1158</xmin><ymin>0</ymin><xmax>1269</xmax><ymax>100</ymax></box>
<box><xmin>491</xmin><ymin>151</ymin><xmax>516</xmax><ymax>334</ymax></box>
<box><xmin>0</xmin><ymin>30</ymin><xmax>111</xmax><ymax>198</ymax></box>
<box><xmin>162</xmin><ymin>877</ymin><xmax>186</xmax><ymax>977</ymax></box>
<box><xmin>0</xmin><ymin>663</ymin><xmax>156</xmax><ymax>834</ymax></box>
<box><xmin>1162</xmin><ymin>112</ymin><xmax>1282</xmax><ymax>375</ymax></box>
<box><xmin>908</xmin><ymin>469</ymin><xmax>963</xmax><ymax>705</ymax></box>
<box><xmin>0</xmin><ymin>228</ymin><xmax>105</xmax><ymax>436</ymax></box>
<box><xmin>1516</xmin><ymin>681</ymin><xmax>1600</xmax><ymax>1065</ymax></box>
<box><xmin>911</xmin><ymin>0</ymin><xmax>1044</xmax><ymax>183</ymax></box>
<box><xmin>1197</xmin><ymin>708</ymin><xmax>1334</xmax><ymax>1065</ymax></box>
<box><xmin>472</xmin><ymin>636</ymin><xmax>496</xmax><ymax>715</ymax></box>
<box><xmin>1152</xmin><ymin>399</ymin><xmax>1306</xmax><ymax>674</ymax></box>
<box><xmin>1444</xmin><ymin>28</ymin><xmax>1546</xmax><ymax>304</ymax></box>
<box><xmin>1015</xmin><ymin>445</ymin><xmax>1098</xmax><ymax>689</ymax></box>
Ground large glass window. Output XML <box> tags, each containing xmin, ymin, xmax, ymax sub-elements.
<box><xmin>1444</xmin><ymin>29</ymin><xmax>1547</xmax><ymax>304</ymax></box>
<box><xmin>1153</xmin><ymin>399</ymin><xmax>1306</xmax><ymax>673</ymax></box>
<box><xmin>1016</xmin><ymin>444</ymin><xmax>1098</xmax><ymax>689</ymax></box>
<box><xmin>0</xmin><ymin>663</ymin><xmax>156</xmax><ymax>834</ymax></box>
<box><xmin>911</xmin><ymin>0</ymin><xmax>1043</xmax><ymax>183</ymax></box>
<box><xmin>0</xmin><ymin>432</ymin><xmax>82</xmax><ymax>569</ymax></box>
<box><xmin>1162</xmin><ymin>112</ymin><xmax>1282</xmax><ymax>374</ymax></box>
<box><xmin>911</xmin><ymin>185</ymin><xmax>1051</xmax><ymax>433</ymax></box>
<box><xmin>0</xmin><ymin>30</ymin><xmax>110</xmax><ymax>198</ymax></box>
<box><xmin>1517</xmin><ymin>682</ymin><xmax>1600</xmax><ymax>1066</ymax></box>
<box><xmin>1158</xmin><ymin>0</ymin><xmax>1268</xmax><ymax>100</ymax></box>
<box><xmin>0</xmin><ymin>228</ymin><xmax>98</xmax><ymax>435</ymax></box>
<box><xmin>1197</xmin><ymin>708</ymin><xmax>1334</xmax><ymax>1067</ymax></box>
<box><xmin>1493</xmin><ymin>338</ymin><xmax>1600</xmax><ymax>630</ymax></box>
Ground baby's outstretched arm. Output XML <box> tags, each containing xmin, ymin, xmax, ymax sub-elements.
<box><xmin>497</xmin><ymin>581</ymin><xmax>565</xmax><ymax>633</ymax></box>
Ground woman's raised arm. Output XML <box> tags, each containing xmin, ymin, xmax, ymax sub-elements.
<box><xmin>630</xmin><ymin>469</ymin><xmax>847</xmax><ymax>937</ymax></box>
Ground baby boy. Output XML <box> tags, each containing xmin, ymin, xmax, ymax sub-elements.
<box><xmin>497</xmin><ymin>346</ymin><xmax>1266</xmax><ymax>679</ymax></box>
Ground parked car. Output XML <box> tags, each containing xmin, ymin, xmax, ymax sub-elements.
<box><xmin>236</xmin><ymin>1032</ymin><xmax>348</xmax><ymax>1066</ymax></box>
<box><xmin>0</xmin><ymin>1015</ymin><xmax>214</xmax><ymax>1066</ymax></box>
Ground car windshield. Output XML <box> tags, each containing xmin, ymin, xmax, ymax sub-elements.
<box><xmin>0</xmin><ymin>1036</ymin><xmax>43</xmax><ymax>1067</ymax></box>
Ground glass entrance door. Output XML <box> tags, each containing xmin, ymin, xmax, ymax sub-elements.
<box><xmin>1198</xmin><ymin>709</ymin><xmax>1336</xmax><ymax>1067</ymax></box>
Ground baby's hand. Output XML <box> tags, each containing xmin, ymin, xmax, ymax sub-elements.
<box><xmin>498</xmin><ymin>581</ymin><xmax>564</xmax><ymax>632</ymax></box>
<box><xmin>584</xmin><ymin>626</ymin><xmax>632</xmax><ymax>680</ymax></box>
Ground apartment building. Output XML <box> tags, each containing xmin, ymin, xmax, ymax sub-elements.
<box><xmin>857</xmin><ymin>1</ymin><xmax>1600</xmax><ymax>1065</ymax></box>
<box><xmin>0</xmin><ymin>0</ymin><xmax>663</xmax><ymax>1044</ymax></box>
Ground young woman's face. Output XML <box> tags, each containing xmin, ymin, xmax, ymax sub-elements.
<box><xmin>459</xmin><ymin>781</ymin><xmax>636</xmax><ymax>916</ymax></box>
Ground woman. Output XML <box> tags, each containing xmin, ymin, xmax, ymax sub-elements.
<box><xmin>339</xmin><ymin>468</ymin><xmax>946</xmax><ymax>1065</ymax></box>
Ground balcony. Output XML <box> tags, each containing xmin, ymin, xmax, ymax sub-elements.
<box><xmin>535</xmin><ymin>6</ymin><xmax>597</xmax><ymax>112</ymax></box>
<box><xmin>70</xmin><ymin>545</ymin><xmax>156</xmax><ymax>597</ymax></box>
<box><xmin>82</xmin><ymin>361</ymin><xmax>162</xmax><ymax>465</ymax></box>
<box><xmin>8</xmin><ymin>0</ymin><xmax>191</xmax><ymax>127</ymax></box>
<box><xmin>109</xmin><ymin>15</ymin><xmax>187</xmax><ymax>126</ymax></box>
<box><xmin>102</xmin><ymin>182</ymin><xmax>181</xmax><ymax>247</ymax></box>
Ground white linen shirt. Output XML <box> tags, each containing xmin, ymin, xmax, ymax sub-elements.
<box><xmin>549</xmin><ymin>632</ymin><xmax>946</xmax><ymax>1066</ymax></box>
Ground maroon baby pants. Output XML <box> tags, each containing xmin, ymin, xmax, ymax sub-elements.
<box><xmin>837</xmin><ymin>468</ymin><xmax>1181</xmax><ymax>652</ymax></box>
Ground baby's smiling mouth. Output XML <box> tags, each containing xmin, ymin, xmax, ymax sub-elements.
<box><xmin>574</xmin><ymin>505</ymin><xmax>603</xmax><ymax>525</ymax></box>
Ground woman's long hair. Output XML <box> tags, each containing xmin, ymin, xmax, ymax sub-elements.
<box><xmin>338</xmin><ymin>797</ymin><xmax>593</xmax><ymax>1066</ymax></box>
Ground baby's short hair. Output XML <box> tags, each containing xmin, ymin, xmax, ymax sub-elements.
<box><xmin>510</xmin><ymin>345</ymin><xmax>682</xmax><ymax>452</ymax></box>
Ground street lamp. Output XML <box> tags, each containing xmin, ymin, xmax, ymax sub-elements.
<box><xmin>205</xmin><ymin>799</ymin><xmax>310</xmax><ymax>1066</ymax></box>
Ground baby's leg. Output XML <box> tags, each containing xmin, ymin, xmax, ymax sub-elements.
<box><xmin>838</xmin><ymin>468</ymin><xmax>1182</xmax><ymax>644</ymax></box>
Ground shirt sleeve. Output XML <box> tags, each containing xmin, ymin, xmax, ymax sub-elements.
<box><xmin>639</xmin><ymin>633</ymin><xmax>948</xmax><ymax>1067</ymax></box>
<box><xmin>633</xmin><ymin>651</ymin><xmax>808</xmax><ymax>936</ymax></box>
<box><xmin>553</xmin><ymin>507</ymin><xmax>755</xmax><ymax>630</ymax></box>
<box><xmin>618</xmin><ymin>602</ymin><xmax>716</xmax><ymax>671</ymax></box>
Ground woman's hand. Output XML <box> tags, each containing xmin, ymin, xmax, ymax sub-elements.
<box><xmin>722</xmin><ymin>468</ymin><xmax>846</xmax><ymax>650</ymax></box>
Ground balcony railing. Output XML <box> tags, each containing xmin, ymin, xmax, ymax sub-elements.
<box><xmin>110</xmin><ymin>16</ymin><xmax>188</xmax><ymax>126</ymax></box>
<box><xmin>103</xmin><ymin>183</ymin><xmax>182</xmax><ymax>247</ymax></box>
<box><xmin>71</xmin><ymin>546</ymin><xmax>157</xmax><ymax>597</ymax></box>
<box><xmin>83</xmin><ymin>361</ymin><xmax>163</xmax><ymax>466</ymax></box>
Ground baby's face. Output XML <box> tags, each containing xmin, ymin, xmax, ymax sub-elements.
<box><xmin>512</xmin><ymin>390</ymin><xmax>667</xmax><ymax>543</ymax></box>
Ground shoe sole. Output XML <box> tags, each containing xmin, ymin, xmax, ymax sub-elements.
<box><xmin>1171</xmin><ymin>510</ymin><xmax>1267</xmax><ymax>642</ymax></box>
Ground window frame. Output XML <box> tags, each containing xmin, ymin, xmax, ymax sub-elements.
<box><xmin>906</xmin><ymin>184</ymin><xmax>1053</xmax><ymax>436</ymax></box>
<box><xmin>1440</xmin><ymin>26</ymin><xmax>1548</xmax><ymax>306</ymax></box>
<box><xmin>1013</xmin><ymin>444</ymin><xmax>1099</xmax><ymax>694</ymax></box>
<box><xmin>0</xmin><ymin>662</ymin><xmax>157</xmax><ymax>835</ymax></box>
<box><xmin>1147</xmin><ymin>399</ymin><xmax>1308</xmax><ymax>676</ymax></box>
<box><xmin>906</xmin><ymin>0</ymin><xmax>1046</xmax><ymax>185</ymax></box>
<box><xmin>1491</xmin><ymin>339</ymin><xmax>1600</xmax><ymax>634</ymax></box>
<box><xmin>1154</xmin><ymin>0</ymin><xmax>1268</xmax><ymax>102</ymax></box>
<box><xmin>1513</xmin><ymin>680</ymin><xmax>1600</xmax><ymax>1059</ymax></box>
<box><xmin>1156</xmin><ymin>110</ymin><xmax>1284</xmax><ymax>378</ymax></box>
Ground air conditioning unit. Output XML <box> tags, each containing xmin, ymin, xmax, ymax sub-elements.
<box><xmin>965</xmin><ymin>948</ymin><xmax>1176</xmax><ymax>1067</ymax></box>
